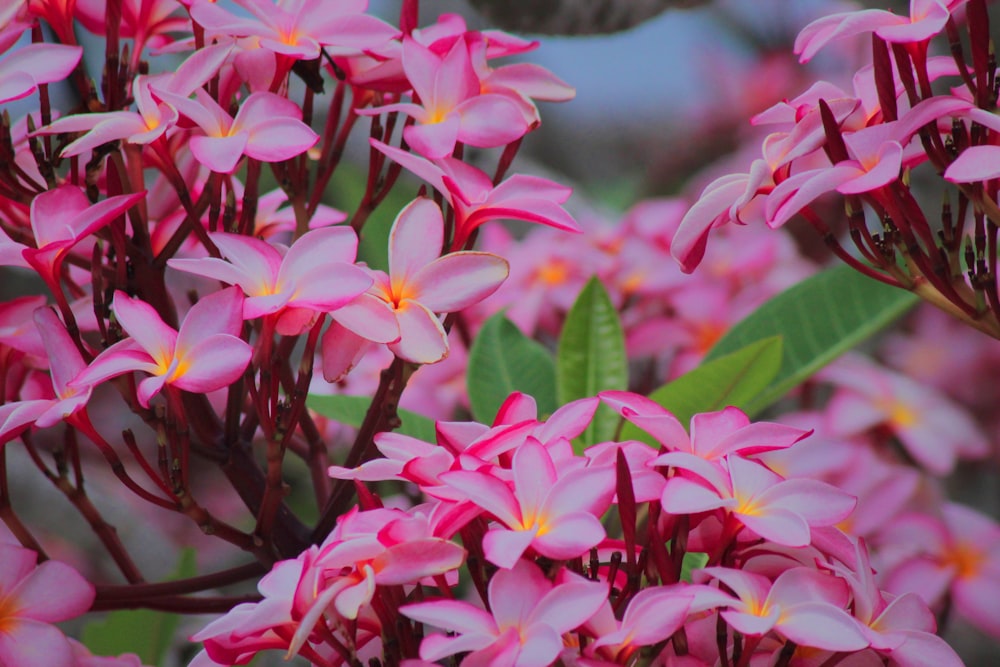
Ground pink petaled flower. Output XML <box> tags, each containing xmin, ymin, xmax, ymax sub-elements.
<box><xmin>155</xmin><ymin>89</ymin><xmax>318</xmax><ymax>174</ymax></box>
<box><xmin>75</xmin><ymin>0</ymin><xmax>189</xmax><ymax>57</ymax></box>
<box><xmin>372</xmin><ymin>140</ymin><xmax>579</xmax><ymax>249</ymax></box>
<box><xmin>401</xmin><ymin>558</ymin><xmax>607</xmax><ymax>666</ymax></box>
<box><xmin>0</xmin><ymin>39</ymin><xmax>81</xmax><ymax>104</ymax></box>
<box><xmin>321</xmin><ymin>197</ymin><xmax>508</xmax><ymax>368</ymax></box>
<box><xmin>0</xmin><ymin>307</ymin><xmax>97</xmax><ymax>445</ymax></box>
<box><xmin>879</xmin><ymin>502</ymin><xmax>1000</xmax><ymax>639</ymax></box>
<box><xmin>34</xmin><ymin>44</ymin><xmax>231</xmax><ymax>157</ymax></box>
<box><xmin>795</xmin><ymin>0</ymin><xmax>964</xmax><ymax>63</ymax></box>
<box><xmin>827</xmin><ymin>539</ymin><xmax>963</xmax><ymax>666</ymax></box>
<box><xmin>168</xmin><ymin>227</ymin><xmax>372</xmax><ymax>336</ymax></box>
<box><xmin>0</xmin><ymin>185</ymin><xmax>145</xmax><ymax>290</ymax></box>
<box><xmin>189</xmin><ymin>0</ymin><xmax>398</xmax><ymax>62</ymax></box>
<box><xmin>439</xmin><ymin>437</ymin><xmax>615</xmax><ymax>568</ymax></box>
<box><xmin>360</xmin><ymin>35</ymin><xmax>529</xmax><ymax>159</ymax></box>
<box><xmin>0</xmin><ymin>537</ymin><xmax>95</xmax><ymax>667</ymax></box>
<box><xmin>820</xmin><ymin>354</ymin><xmax>988</xmax><ymax>474</ymax></box>
<box><xmin>287</xmin><ymin>507</ymin><xmax>466</xmax><ymax>658</ymax></box>
<box><xmin>70</xmin><ymin>288</ymin><xmax>252</xmax><ymax>407</ymax></box>
<box><xmin>696</xmin><ymin>566</ymin><xmax>870</xmax><ymax>652</ymax></box>
<box><xmin>658</xmin><ymin>454</ymin><xmax>856</xmax><ymax>548</ymax></box>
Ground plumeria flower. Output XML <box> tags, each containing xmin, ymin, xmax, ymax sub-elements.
<box><xmin>322</xmin><ymin>197</ymin><xmax>508</xmax><ymax>367</ymax></box>
<box><xmin>168</xmin><ymin>227</ymin><xmax>372</xmax><ymax>335</ymax></box>
<box><xmin>360</xmin><ymin>35</ymin><xmax>529</xmax><ymax>159</ymax></box>
<box><xmin>189</xmin><ymin>0</ymin><xmax>398</xmax><ymax>62</ymax></box>
<box><xmin>827</xmin><ymin>539</ymin><xmax>963</xmax><ymax>665</ymax></box>
<box><xmin>878</xmin><ymin>502</ymin><xmax>1000</xmax><ymax>639</ymax></box>
<box><xmin>696</xmin><ymin>566</ymin><xmax>870</xmax><ymax>652</ymax></box>
<box><xmin>795</xmin><ymin>0</ymin><xmax>962</xmax><ymax>62</ymax></box>
<box><xmin>71</xmin><ymin>288</ymin><xmax>252</xmax><ymax>407</ymax></box>
<box><xmin>154</xmin><ymin>89</ymin><xmax>319</xmax><ymax>174</ymax></box>
<box><xmin>0</xmin><ymin>185</ymin><xmax>145</xmax><ymax>290</ymax></box>
<box><xmin>34</xmin><ymin>44</ymin><xmax>231</xmax><ymax>157</ymax></box>
<box><xmin>401</xmin><ymin>559</ymin><xmax>607</xmax><ymax>666</ymax></box>
<box><xmin>372</xmin><ymin>140</ymin><xmax>579</xmax><ymax>249</ymax></box>
<box><xmin>658</xmin><ymin>454</ymin><xmax>856</xmax><ymax>548</ymax></box>
<box><xmin>820</xmin><ymin>354</ymin><xmax>988</xmax><ymax>474</ymax></box>
<box><xmin>439</xmin><ymin>437</ymin><xmax>615</xmax><ymax>568</ymax></box>
<box><xmin>0</xmin><ymin>536</ymin><xmax>95</xmax><ymax>667</ymax></box>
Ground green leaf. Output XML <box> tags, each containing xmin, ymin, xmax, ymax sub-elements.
<box><xmin>680</xmin><ymin>551</ymin><xmax>709</xmax><ymax>582</ymax></box>
<box><xmin>307</xmin><ymin>394</ymin><xmax>437</xmax><ymax>443</ymax></box>
<box><xmin>557</xmin><ymin>277</ymin><xmax>628</xmax><ymax>447</ymax></box>
<box><xmin>82</xmin><ymin>549</ymin><xmax>197</xmax><ymax>665</ymax></box>
<box><xmin>704</xmin><ymin>264</ymin><xmax>919</xmax><ymax>415</ymax></box>
<box><xmin>621</xmin><ymin>337</ymin><xmax>783</xmax><ymax>445</ymax></box>
<box><xmin>467</xmin><ymin>312</ymin><xmax>557</xmax><ymax>423</ymax></box>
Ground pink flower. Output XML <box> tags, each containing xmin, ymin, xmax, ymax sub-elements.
<box><xmin>2</xmin><ymin>185</ymin><xmax>144</xmax><ymax>290</ymax></box>
<box><xmin>0</xmin><ymin>539</ymin><xmax>95</xmax><ymax>667</ymax></box>
<box><xmin>658</xmin><ymin>455</ymin><xmax>856</xmax><ymax>548</ymax></box>
<box><xmin>401</xmin><ymin>559</ymin><xmax>607</xmax><ymax>666</ymax></box>
<box><xmin>361</xmin><ymin>36</ymin><xmax>528</xmax><ymax>159</ymax></box>
<box><xmin>820</xmin><ymin>354</ymin><xmax>989</xmax><ymax>474</ymax></box>
<box><xmin>168</xmin><ymin>227</ymin><xmax>372</xmax><ymax>335</ymax></box>
<box><xmin>155</xmin><ymin>89</ymin><xmax>319</xmax><ymax>174</ymax></box>
<box><xmin>879</xmin><ymin>502</ymin><xmax>1000</xmax><ymax>639</ymax></box>
<box><xmin>189</xmin><ymin>0</ymin><xmax>398</xmax><ymax>62</ymax></box>
<box><xmin>372</xmin><ymin>140</ymin><xmax>578</xmax><ymax>249</ymax></box>
<box><xmin>71</xmin><ymin>288</ymin><xmax>252</xmax><ymax>407</ymax></box>
<box><xmin>322</xmin><ymin>197</ymin><xmax>508</xmax><ymax>366</ymax></box>
<box><xmin>696</xmin><ymin>566</ymin><xmax>870</xmax><ymax>651</ymax></box>
<box><xmin>795</xmin><ymin>0</ymin><xmax>961</xmax><ymax>63</ymax></box>
<box><xmin>439</xmin><ymin>437</ymin><xmax>614</xmax><ymax>568</ymax></box>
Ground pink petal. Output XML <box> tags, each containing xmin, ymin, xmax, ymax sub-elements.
<box><xmin>439</xmin><ymin>470</ymin><xmax>521</xmax><ymax>528</ymax></box>
<box><xmin>412</xmin><ymin>252</ymin><xmax>508</xmax><ymax>312</ymax></box>
<box><xmin>533</xmin><ymin>512</ymin><xmax>606</xmax><ymax>560</ymax></box>
<box><xmin>112</xmin><ymin>291</ymin><xmax>177</xmax><ymax>363</ymax></box>
<box><xmin>400</xmin><ymin>600</ymin><xmax>496</xmax><ymax>636</ymax></box>
<box><xmin>0</xmin><ymin>618</ymin><xmax>76</xmax><ymax>667</ymax></box>
<box><xmin>0</xmin><ymin>43</ymin><xmax>81</xmax><ymax>87</ymax></box>
<box><xmin>171</xmin><ymin>334</ymin><xmax>252</xmax><ymax>394</ymax></box>
<box><xmin>244</xmin><ymin>117</ymin><xmax>319</xmax><ymax>162</ymax></box>
<box><xmin>389</xmin><ymin>299</ymin><xmax>449</xmax><ymax>364</ymax></box>
<box><xmin>13</xmin><ymin>560</ymin><xmax>94</xmax><ymax>622</ymax></box>
<box><xmin>776</xmin><ymin>602</ymin><xmax>870</xmax><ymax>651</ymax></box>
<box><xmin>190</xmin><ymin>133</ymin><xmax>248</xmax><ymax>174</ymax></box>
<box><xmin>330</xmin><ymin>294</ymin><xmax>400</xmax><ymax>343</ymax></box>
<box><xmin>178</xmin><ymin>287</ymin><xmax>245</xmax><ymax>345</ymax></box>
<box><xmin>944</xmin><ymin>145</ymin><xmax>1000</xmax><ymax>182</ymax></box>
<box><xmin>389</xmin><ymin>198</ymin><xmax>444</xmax><ymax>283</ymax></box>
<box><xmin>404</xmin><ymin>113</ymin><xmax>462</xmax><ymax>160</ymax></box>
<box><xmin>455</xmin><ymin>95</ymin><xmax>529</xmax><ymax>148</ymax></box>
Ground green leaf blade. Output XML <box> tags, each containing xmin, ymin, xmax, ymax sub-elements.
<box><xmin>467</xmin><ymin>313</ymin><xmax>557</xmax><ymax>423</ymax></box>
<box><xmin>557</xmin><ymin>277</ymin><xmax>628</xmax><ymax>446</ymax></box>
<box><xmin>705</xmin><ymin>264</ymin><xmax>918</xmax><ymax>415</ymax></box>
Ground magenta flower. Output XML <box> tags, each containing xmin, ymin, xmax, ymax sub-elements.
<box><xmin>361</xmin><ymin>36</ymin><xmax>528</xmax><ymax>159</ymax></box>
<box><xmin>795</xmin><ymin>0</ymin><xmax>959</xmax><ymax>62</ymax></box>
<box><xmin>71</xmin><ymin>288</ymin><xmax>252</xmax><ymax>407</ymax></box>
<box><xmin>401</xmin><ymin>559</ymin><xmax>607</xmax><ymax>666</ymax></box>
<box><xmin>35</xmin><ymin>44</ymin><xmax>231</xmax><ymax>157</ymax></box>
<box><xmin>658</xmin><ymin>455</ymin><xmax>856</xmax><ymax>548</ymax></box>
<box><xmin>440</xmin><ymin>437</ymin><xmax>615</xmax><ymax>568</ymax></box>
<box><xmin>189</xmin><ymin>0</ymin><xmax>398</xmax><ymax>62</ymax></box>
<box><xmin>373</xmin><ymin>140</ymin><xmax>579</xmax><ymax>249</ymax></box>
<box><xmin>324</xmin><ymin>197</ymin><xmax>508</xmax><ymax>365</ymax></box>
<box><xmin>696</xmin><ymin>566</ymin><xmax>870</xmax><ymax>651</ymax></box>
<box><xmin>1</xmin><ymin>185</ymin><xmax>145</xmax><ymax>290</ymax></box>
<box><xmin>155</xmin><ymin>89</ymin><xmax>319</xmax><ymax>174</ymax></box>
<box><xmin>168</xmin><ymin>227</ymin><xmax>372</xmax><ymax>335</ymax></box>
<box><xmin>0</xmin><ymin>538</ymin><xmax>95</xmax><ymax>667</ymax></box>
